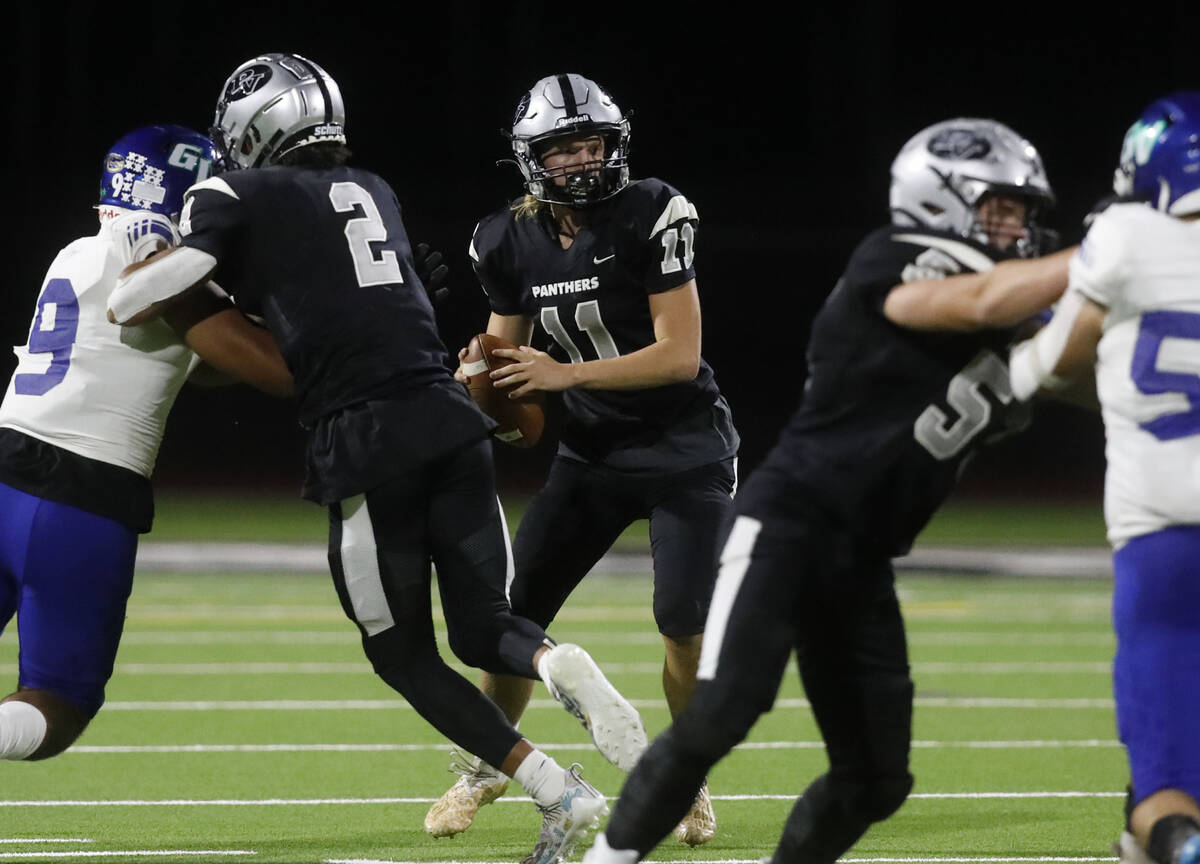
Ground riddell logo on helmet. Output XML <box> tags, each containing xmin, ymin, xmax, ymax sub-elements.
<box><xmin>554</xmin><ymin>115</ymin><xmax>592</xmax><ymax>128</ymax></box>
<box><xmin>226</xmin><ymin>66</ymin><xmax>272</xmax><ymax>101</ymax></box>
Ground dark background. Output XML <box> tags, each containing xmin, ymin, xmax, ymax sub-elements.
<box><xmin>7</xmin><ymin>4</ymin><xmax>1198</xmax><ymax>503</ymax></box>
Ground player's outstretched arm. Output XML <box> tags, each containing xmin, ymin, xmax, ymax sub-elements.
<box><xmin>883</xmin><ymin>247</ymin><xmax>1077</xmax><ymax>332</ymax></box>
<box><xmin>162</xmin><ymin>285</ymin><xmax>294</xmax><ymax>398</ymax></box>
<box><xmin>490</xmin><ymin>280</ymin><xmax>701</xmax><ymax>395</ymax></box>
<box><xmin>1009</xmin><ymin>290</ymin><xmax>1105</xmax><ymax>402</ymax></box>
<box><xmin>107</xmin><ymin>246</ymin><xmax>219</xmax><ymax>326</ymax></box>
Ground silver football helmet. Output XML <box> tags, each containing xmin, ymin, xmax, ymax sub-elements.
<box><xmin>890</xmin><ymin>118</ymin><xmax>1055</xmax><ymax>256</ymax></box>
<box><xmin>211</xmin><ymin>53</ymin><xmax>346</xmax><ymax>170</ymax></box>
<box><xmin>510</xmin><ymin>73</ymin><xmax>630</xmax><ymax>206</ymax></box>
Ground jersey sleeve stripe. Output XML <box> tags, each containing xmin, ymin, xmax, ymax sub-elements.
<box><xmin>892</xmin><ymin>233</ymin><xmax>996</xmax><ymax>273</ymax></box>
<box><xmin>185</xmin><ymin>177</ymin><xmax>240</xmax><ymax>201</ymax></box>
<box><xmin>649</xmin><ymin>195</ymin><xmax>699</xmax><ymax>239</ymax></box>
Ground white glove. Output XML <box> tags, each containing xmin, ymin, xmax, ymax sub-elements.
<box><xmin>109</xmin><ymin>210</ymin><xmax>180</xmax><ymax>267</ymax></box>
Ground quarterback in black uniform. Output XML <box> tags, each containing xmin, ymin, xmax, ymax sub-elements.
<box><xmin>425</xmin><ymin>74</ymin><xmax>738</xmax><ymax>845</ymax></box>
<box><xmin>106</xmin><ymin>53</ymin><xmax>653</xmax><ymax>864</ymax></box>
<box><xmin>582</xmin><ymin>119</ymin><xmax>1077</xmax><ymax>864</ymax></box>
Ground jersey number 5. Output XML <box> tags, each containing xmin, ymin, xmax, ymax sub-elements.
<box><xmin>14</xmin><ymin>279</ymin><xmax>79</xmax><ymax>397</ymax></box>
<box><xmin>914</xmin><ymin>349</ymin><xmax>1015</xmax><ymax>460</ymax></box>
<box><xmin>1131</xmin><ymin>310</ymin><xmax>1200</xmax><ymax>441</ymax></box>
<box><xmin>328</xmin><ymin>182</ymin><xmax>404</xmax><ymax>288</ymax></box>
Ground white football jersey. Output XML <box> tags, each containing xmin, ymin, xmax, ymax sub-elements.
<box><xmin>0</xmin><ymin>227</ymin><xmax>199</xmax><ymax>477</ymax></box>
<box><xmin>1070</xmin><ymin>204</ymin><xmax>1200</xmax><ymax>546</ymax></box>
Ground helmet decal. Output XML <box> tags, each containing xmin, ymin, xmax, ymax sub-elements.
<box><xmin>225</xmin><ymin>65</ymin><xmax>272</xmax><ymax>101</ymax></box>
<box><xmin>98</xmin><ymin>125</ymin><xmax>217</xmax><ymax>221</ymax></box>
<box><xmin>928</xmin><ymin>128</ymin><xmax>993</xmax><ymax>161</ymax></box>
<box><xmin>513</xmin><ymin>91</ymin><xmax>532</xmax><ymax>126</ymax></box>
<box><xmin>1112</xmin><ymin>93</ymin><xmax>1200</xmax><ymax>216</ymax></box>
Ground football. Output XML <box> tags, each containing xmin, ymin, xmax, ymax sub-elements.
<box><xmin>462</xmin><ymin>333</ymin><xmax>545</xmax><ymax>448</ymax></box>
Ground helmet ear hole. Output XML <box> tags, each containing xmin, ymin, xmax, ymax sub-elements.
<box><xmin>920</xmin><ymin>202</ymin><xmax>945</xmax><ymax>217</ymax></box>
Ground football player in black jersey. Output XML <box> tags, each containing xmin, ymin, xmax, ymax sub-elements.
<box><xmin>106</xmin><ymin>54</ymin><xmax>654</xmax><ymax>864</ymax></box>
<box><xmin>425</xmin><ymin>73</ymin><xmax>738</xmax><ymax>846</ymax></box>
<box><xmin>581</xmin><ymin>119</ymin><xmax>1078</xmax><ymax>864</ymax></box>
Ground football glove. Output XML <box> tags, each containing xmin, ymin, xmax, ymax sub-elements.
<box><xmin>110</xmin><ymin>210</ymin><xmax>180</xmax><ymax>267</ymax></box>
<box><xmin>414</xmin><ymin>242</ymin><xmax>450</xmax><ymax>305</ymax></box>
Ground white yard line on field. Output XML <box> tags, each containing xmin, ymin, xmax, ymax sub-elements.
<box><xmin>0</xmin><ymin>841</ymin><xmax>91</xmax><ymax>845</ymax></box>
<box><xmin>134</xmin><ymin>543</ymin><xmax>1114</xmax><ymax>578</ymax></box>
<box><xmin>0</xmin><ymin>853</ymin><xmax>254</xmax><ymax>860</ymax></box>
<box><xmin>64</xmin><ymin>739</ymin><xmax>1118</xmax><ymax>755</ymax></box>
<box><xmin>0</xmin><ymin>792</ymin><xmax>1125</xmax><ymax>807</ymax></box>
<box><xmin>97</xmin><ymin>696</ymin><xmax>1115</xmax><ymax>711</ymax></box>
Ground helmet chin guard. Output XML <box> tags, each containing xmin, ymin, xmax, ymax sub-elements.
<box><xmin>510</xmin><ymin>73</ymin><xmax>631</xmax><ymax>207</ymax></box>
<box><xmin>211</xmin><ymin>53</ymin><xmax>346</xmax><ymax>170</ymax></box>
<box><xmin>890</xmin><ymin>118</ymin><xmax>1055</xmax><ymax>257</ymax></box>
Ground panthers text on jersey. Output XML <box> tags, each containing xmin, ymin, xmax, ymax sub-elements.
<box><xmin>179</xmin><ymin>165</ymin><xmax>492</xmax><ymax>504</ymax></box>
<box><xmin>0</xmin><ymin>228</ymin><xmax>200</xmax><ymax>532</ymax></box>
<box><xmin>469</xmin><ymin>178</ymin><xmax>738</xmax><ymax>473</ymax></box>
<box><xmin>1070</xmin><ymin>204</ymin><xmax>1200</xmax><ymax>546</ymax></box>
<box><xmin>762</xmin><ymin>225</ymin><xmax>1029</xmax><ymax>557</ymax></box>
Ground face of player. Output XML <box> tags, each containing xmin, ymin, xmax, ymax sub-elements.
<box><xmin>976</xmin><ymin>195</ymin><xmax>1029</xmax><ymax>252</ymax></box>
<box><xmin>540</xmin><ymin>135</ymin><xmax>606</xmax><ymax>185</ymax></box>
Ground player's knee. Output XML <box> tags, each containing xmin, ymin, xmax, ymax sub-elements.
<box><xmin>831</xmin><ymin>769</ymin><xmax>913</xmax><ymax>823</ymax></box>
<box><xmin>671</xmin><ymin>706</ymin><xmax>751</xmax><ymax>764</ymax></box>
<box><xmin>445</xmin><ymin>624</ymin><xmax>500</xmax><ymax>670</ymax></box>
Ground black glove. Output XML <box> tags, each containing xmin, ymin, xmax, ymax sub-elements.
<box><xmin>413</xmin><ymin>242</ymin><xmax>450</xmax><ymax>305</ymax></box>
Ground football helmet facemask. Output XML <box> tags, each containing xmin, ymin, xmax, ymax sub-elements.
<box><xmin>890</xmin><ymin>118</ymin><xmax>1055</xmax><ymax>257</ymax></box>
<box><xmin>510</xmin><ymin>73</ymin><xmax>630</xmax><ymax>207</ymax></box>
<box><xmin>97</xmin><ymin>125</ymin><xmax>217</xmax><ymax>222</ymax></box>
<box><xmin>1113</xmin><ymin>91</ymin><xmax>1200</xmax><ymax>217</ymax></box>
<box><xmin>211</xmin><ymin>53</ymin><xmax>346</xmax><ymax>170</ymax></box>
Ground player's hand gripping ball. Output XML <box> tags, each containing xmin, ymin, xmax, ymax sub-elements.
<box><xmin>462</xmin><ymin>333</ymin><xmax>545</xmax><ymax>447</ymax></box>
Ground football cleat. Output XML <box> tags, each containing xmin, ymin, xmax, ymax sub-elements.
<box><xmin>1116</xmin><ymin>831</ymin><xmax>1153</xmax><ymax>864</ymax></box>
<box><xmin>522</xmin><ymin>764</ymin><xmax>608</xmax><ymax>864</ymax></box>
<box><xmin>542</xmin><ymin>643</ymin><xmax>648</xmax><ymax>771</ymax></box>
<box><xmin>674</xmin><ymin>780</ymin><xmax>716</xmax><ymax>846</ymax></box>
<box><xmin>423</xmin><ymin>748</ymin><xmax>510</xmax><ymax>838</ymax></box>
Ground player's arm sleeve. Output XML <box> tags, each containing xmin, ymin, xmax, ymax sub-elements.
<box><xmin>468</xmin><ymin>219</ymin><xmax>525</xmax><ymax>315</ymax></box>
<box><xmin>643</xmin><ymin>189</ymin><xmax>699</xmax><ymax>295</ymax></box>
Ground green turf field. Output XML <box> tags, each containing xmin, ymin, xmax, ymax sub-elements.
<box><xmin>0</xmin><ymin>498</ymin><xmax>1123</xmax><ymax>863</ymax></box>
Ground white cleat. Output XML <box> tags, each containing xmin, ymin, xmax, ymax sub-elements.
<box><xmin>674</xmin><ymin>780</ymin><xmax>716</xmax><ymax>845</ymax></box>
<box><xmin>543</xmin><ymin>643</ymin><xmax>649</xmax><ymax>771</ymax></box>
<box><xmin>423</xmin><ymin>748</ymin><xmax>510</xmax><ymax>838</ymax></box>
<box><xmin>1116</xmin><ymin>831</ymin><xmax>1154</xmax><ymax>864</ymax></box>
<box><xmin>522</xmin><ymin>764</ymin><xmax>609</xmax><ymax>864</ymax></box>
<box><xmin>581</xmin><ymin>832</ymin><xmax>641</xmax><ymax>864</ymax></box>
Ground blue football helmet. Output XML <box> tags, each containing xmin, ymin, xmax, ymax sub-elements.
<box><xmin>98</xmin><ymin>125</ymin><xmax>217</xmax><ymax>221</ymax></box>
<box><xmin>1113</xmin><ymin>91</ymin><xmax>1200</xmax><ymax>217</ymax></box>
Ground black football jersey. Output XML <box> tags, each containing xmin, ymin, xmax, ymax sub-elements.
<box><xmin>470</xmin><ymin>178</ymin><xmax>738</xmax><ymax>472</ymax></box>
<box><xmin>762</xmin><ymin>225</ymin><xmax>1030</xmax><ymax>556</ymax></box>
<box><xmin>180</xmin><ymin>166</ymin><xmax>451</xmax><ymax>426</ymax></box>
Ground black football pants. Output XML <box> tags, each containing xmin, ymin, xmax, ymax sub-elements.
<box><xmin>326</xmin><ymin>438</ymin><xmax>548</xmax><ymax>770</ymax></box>
<box><xmin>605</xmin><ymin>466</ymin><xmax>914</xmax><ymax>863</ymax></box>
<box><xmin>510</xmin><ymin>456</ymin><xmax>737</xmax><ymax>637</ymax></box>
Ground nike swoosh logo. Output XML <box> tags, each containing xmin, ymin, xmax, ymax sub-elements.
<box><xmin>593</xmin><ymin>254</ymin><xmax>615</xmax><ymax>265</ymax></box>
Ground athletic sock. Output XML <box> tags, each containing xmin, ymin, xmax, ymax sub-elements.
<box><xmin>0</xmin><ymin>701</ymin><xmax>48</xmax><ymax>760</ymax></box>
<box><xmin>512</xmin><ymin>749</ymin><xmax>566</xmax><ymax>808</ymax></box>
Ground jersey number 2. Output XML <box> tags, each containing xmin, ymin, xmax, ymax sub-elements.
<box><xmin>328</xmin><ymin>183</ymin><xmax>404</xmax><ymax>288</ymax></box>
<box><xmin>14</xmin><ymin>279</ymin><xmax>79</xmax><ymax>397</ymax></box>
<box><xmin>1131</xmin><ymin>310</ymin><xmax>1200</xmax><ymax>441</ymax></box>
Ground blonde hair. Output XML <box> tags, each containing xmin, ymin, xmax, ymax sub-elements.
<box><xmin>511</xmin><ymin>194</ymin><xmax>542</xmax><ymax>221</ymax></box>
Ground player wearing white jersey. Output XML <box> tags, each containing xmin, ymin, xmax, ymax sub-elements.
<box><xmin>1010</xmin><ymin>92</ymin><xmax>1200</xmax><ymax>864</ymax></box>
<box><xmin>0</xmin><ymin>125</ymin><xmax>291</xmax><ymax>762</ymax></box>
